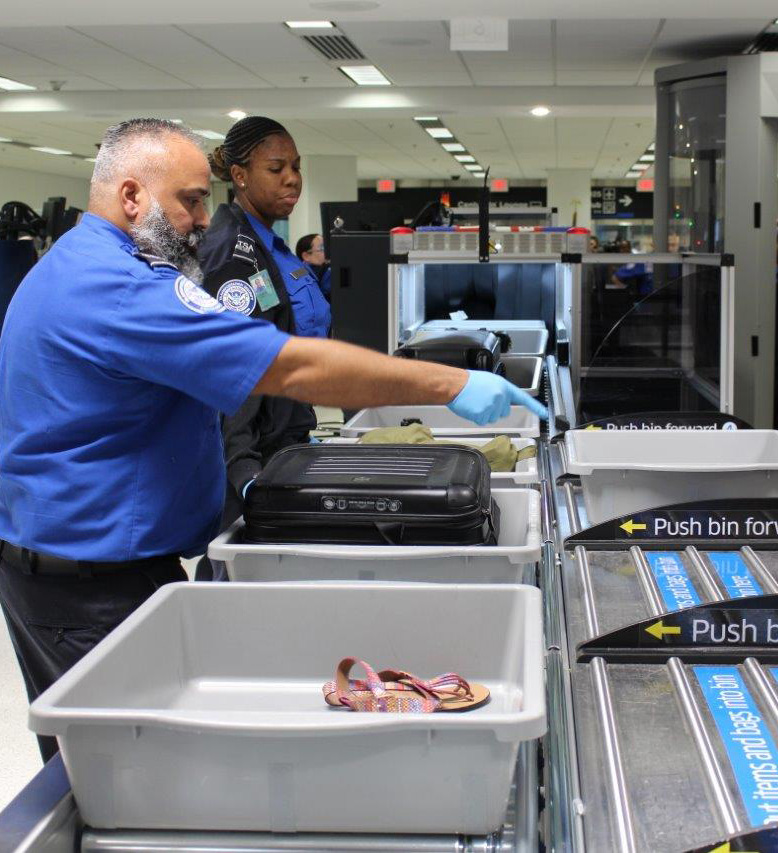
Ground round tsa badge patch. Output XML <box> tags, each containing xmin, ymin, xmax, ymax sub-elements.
<box><xmin>174</xmin><ymin>276</ymin><xmax>225</xmax><ymax>314</ymax></box>
<box><xmin>217</xmin><ymin>279</ymin><xmax>257</xmax><ymax>315</ymax></box>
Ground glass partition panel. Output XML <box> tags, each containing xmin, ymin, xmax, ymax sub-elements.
<box><xmin>666</xmin><ymin>76</ymin><xmax>726</xmax><ymax>253</ymax></box>
<box><xmin>579</xmin><ymin>260</ymin><xmax>722</xmax><ymax>422</ymax></box>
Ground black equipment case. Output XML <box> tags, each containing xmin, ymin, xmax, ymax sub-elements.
<box><xmin>393</xmin><ymin>329</ymin><xmax>508</xmax><ymax>374</ymax></box>
<box><xmin>243</xmin><ymin>444</ymin><xmax>500</xmax><ymax>546</ymax></box>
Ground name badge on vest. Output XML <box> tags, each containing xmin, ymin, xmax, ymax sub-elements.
<box><xmin>290</xmin><ymin>267</ymin><xmax>310</xmax><ymax>281</ymax></box>
<box><xmin>249</xmin><ymin>269</ymin><xmax>281</xmax><ymax>311</ymax></box>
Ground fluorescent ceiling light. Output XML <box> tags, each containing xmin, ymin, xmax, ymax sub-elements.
<box><xmin>626</xmin><ymin>171</ymin><xmax>642</xmax><ymax>178</ymax></box>
<box><xmin>414</xmin><ymin>116</ymin><xmax>439</xmax><ymax>122</ymax></box>
<box><xmin>425</xmin><ymin>127</ymin><xmax>453</xmax><ymax>139</ymax></box>
<box><xmin>441</xmin><ymin>142</ymin><xmax>465</xmax><ymax>152</ymax></box>
<box><xmin>0</xmin><ymin>136</ymin><xmax>11</xmax><ymax>142</ymax></box>
<box><xmin>84</xmin><ymin>157</ymin><xmax>97</xmax><ymax>163</ymax></box>
<box><xmin>227</xmin><ymin>110</ymin><xmax>247</xmax><ymax>120</ymax></box>
<box><xmin>340</xmin><ymin>65</ymin><xmax>391</xmax><ymax>86</ymax></box>
<box><xmin>454</xmin><ymin>154</ymin><xmax>476</xmax><ymax>162</ymax></box>
<box><xmin>464</xmin><ymin>163</ymin><xmax>482</xmax><ymax>171</ymax></box>
<box><xmin>632</xmin><ymin>162</ymin><xmax>650</xmax><ymax>171</ymax></box>
<box><xmin>193</xmin><ymin>129</ymin><xmax>226</xmax><ymax>140</ymax></box>
<box><xmin>0</xmin><ymin>76</ymin><xmax>36</xmax><ymax>91</ymax></box>
<box><xmin>30</xmin><ymin>146</ymin><xmax>72</xmax><ymax>155</ymax></box>
<box><xmin>639</xmin><ymin>153</ymin><xmax>655</xmax><ymax>162</ymax></box>
<box><xmin>171</xmin><ymin>119</ymin><xmax>184</xmax><ymax>124</ymax></box>
<box><xmin>530</xmin><ymin>105</ymin><xmax>550</xmax><ymax>117</ymax></box>
<box><xmin>648</xmin><ymin>142</ymin><xmax>655</xmax><ymax>151</ymax></box>
<box><xmin>472</xmin><ymin>172</ymin><xmax>486</xmax><ymax>178</ymax></box>
<box><xmin>285</xmin><ymin>20</ymin><xmax>334</xmax><ymax>28</ymax></box>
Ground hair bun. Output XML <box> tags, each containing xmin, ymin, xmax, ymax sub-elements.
<box><xmin>208</xmin><ymin>146</ymin><xmax>231</xmax><ymax>181</ymax></box>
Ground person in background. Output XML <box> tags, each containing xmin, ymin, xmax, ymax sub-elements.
<box><xmin>295</xmin><ymin>233</ymin><xmax>331</xmax><ymax>302</ymax></box>
<box><xmin>588</xmin><ymin>235</ymin><xmax>600</xmax><ymax>253</ymax></box>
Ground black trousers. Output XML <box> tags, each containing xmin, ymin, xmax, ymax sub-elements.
<box><xmin>0</xmin><ymin>553</ymin><xmax>186</xmax><ymax>762</ymax></box>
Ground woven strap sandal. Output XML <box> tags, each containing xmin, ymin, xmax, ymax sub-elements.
<box><xmin>322</xmin><ymin>657</ymin><xmax>490</xmax><ymax>713</ymax></box>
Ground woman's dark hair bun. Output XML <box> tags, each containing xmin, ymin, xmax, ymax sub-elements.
<box><xmin>208</xmin><ymin>145</ymin><xmax>231</xmax><ymax>181</ymax></box>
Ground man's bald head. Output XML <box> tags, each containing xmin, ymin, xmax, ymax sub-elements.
<box><xmin>89</xmin><ymin>118</ymin><xmax>212</xmax><ymax>281</ymax></box>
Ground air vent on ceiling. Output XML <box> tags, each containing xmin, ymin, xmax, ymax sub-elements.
<box><xmin>303</xmin><ymin>34</ymin><xmax>364</xmax><ymax>61</ymax></box>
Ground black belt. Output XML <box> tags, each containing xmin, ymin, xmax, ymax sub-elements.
<box><xmin>0</xmin><ymin>542</ymin><xmax>180</xmax><ymax>578</ymax></box>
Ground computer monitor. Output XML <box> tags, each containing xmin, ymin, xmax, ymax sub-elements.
<box><xmin>41</xmin><ymin>197</ymin><xmax>66</xmax><ymax>242</ymax></box>
<box><xmin>320</xmin><ymin>200</ymin><xmax>404</xmax><ymax>256</ymax></box>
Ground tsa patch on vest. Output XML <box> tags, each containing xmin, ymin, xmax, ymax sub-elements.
<box><xmin>174</xmin><ymin>276</ymin><xmax>225</xmax><ymax>315</ymax></box>
<box><xmin>217</xmin><ymin>279</ymin><xmax>257</xmax><ymax>315</ymax></box>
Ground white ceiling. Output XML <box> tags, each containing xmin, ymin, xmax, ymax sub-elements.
<box><xmin>0</xmin><ymin>9</ymin><xmax>768</xmax><ymax>182</ymax></box>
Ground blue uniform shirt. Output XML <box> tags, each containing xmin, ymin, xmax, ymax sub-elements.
<box><xmin>245</xmin><ymin>213</ymin><xmax>331</xmax><ymax>338</ymax></box>
<box><xmin>303</xmin><ymin>261</ymin><xmax>331</xmax><ymax>300</ymax></box>
<box><xmin>0</xmin><ymin>213</ymin><xmax>289</xmax><ymax>560</ymax></box>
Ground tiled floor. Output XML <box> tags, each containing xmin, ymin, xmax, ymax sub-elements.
<box><xmin>0</xmin><ymin>613</ymin><xmax>41</xmax><ymax>811</ymax></box>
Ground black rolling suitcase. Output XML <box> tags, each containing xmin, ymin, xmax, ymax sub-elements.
<box><xmin>393</xmin><ymin>329</ymin><xmax>508</xmax><ymax>374</ymax></box>
<box><xmin>243</xmin><ymin>444</ymin><xmax>500</xmax><ymax>546</ymax></box>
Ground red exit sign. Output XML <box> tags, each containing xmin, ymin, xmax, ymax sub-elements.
<box><xmin>637</xmin><ymin>178</ymin><xmax>654</xmax><ymax>192</ymax></box>
<box><xmin>376</xmin><ymin>179</ymin><xmax>396</xmax><ymax>193</ymax></box>
<box><xmin>491</xmin><ymin>178</ymin><xmax>509</xmax><ymax>193</ymax></box>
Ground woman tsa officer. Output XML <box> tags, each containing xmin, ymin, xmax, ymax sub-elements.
<box><xmin>197</xmin><ymin>117</ymin><xmax>329</xmax><ymax>569</ymax></box>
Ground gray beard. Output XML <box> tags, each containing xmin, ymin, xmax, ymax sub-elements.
<box><xmin>130</xmin><ymin>199</ymin><xmax>205</xmax><ymax>284</ymax></box>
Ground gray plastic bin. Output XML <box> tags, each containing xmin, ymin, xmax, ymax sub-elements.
<box><xmin>341</xmin><ymin>405</ymin><xmax>541</xmax><ymax>438</ymax></box>
<box><xmin>210</xmin><ymin>488</ymin><xmax>541</xmax><ymax>584</ymax></box>
<box><xmin>420</xmin><ymin>321</ymin><xmax>548</xmax><ymax>356</ymax></box>
<box><xmin>502</xmin><ymin>355</ymin><xmax>542</xmax><ymax>397</ymax></box>
<box><xmin>323</xmin><ymin>436</ymin><xmax>539</xmax><ymax>486</ymax></box>
<box><xmin>564</xmin><ymin>429</ymin><xmax>778</xmax><ymax>525</ymax></box>
<box><xmin>29</xmin><ymin>582</ymin><xmax>546</xmax><ymax>835</ymax></box>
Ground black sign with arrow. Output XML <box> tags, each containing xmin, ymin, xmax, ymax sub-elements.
<box><xmin>551</xmin><ymin>411</ymin><xmax>752</xmax><ymax>442</ymax></box>
<box><xmin>577</xmin><ymin>594</ymin><xmax>778</xmax><ymax>664</ymax></box>
<box><xmin>565</xmin><ymin>499</ymin><xmax>778</xmax><ymax>552</ymax></box>
<box><xmin>591</xmin><ymin>186</ymin><xmax>653</xmax><ymax>219</ymax></box>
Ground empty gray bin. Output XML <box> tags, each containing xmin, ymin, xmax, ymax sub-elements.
<box><xmin>324</xmin><ymin>436</ymin><xmax>540</xmax><ymax>486</ymax></box>
<box><xmin>420</xmin><ymin>321</ymin><xmax>548</xmax><ymax>356</ymax></box>
<box><xmin>502</xmin><ymin>355</ymin><xmax>542</xmax><ymax>397</ymax></box>
<box><xmin>210</xmin><ymin>488</ymin><xmax>541</xmax><ymax>584</ymax></box>
<box><xmin>341</xmin><ymin>405</ymin><xmax>541</xmax><ymax>438</ymax></box>
<box><xmin>564</xmin><ymin>429</ymin><xmax>778</xmax><ymax>525</ymax></box>
<box><xmin>29</xmin><ymin>582</ymin><xmax>546</xmax><ymax>834</ymax></box>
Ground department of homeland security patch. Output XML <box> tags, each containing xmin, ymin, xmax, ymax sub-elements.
<box><xmin>217</xmin><ymin>279</ymin><xmax>257</xmax><ymax>315</ymax></box>
<box><xmin>175</xmin><ymin>276</ymin><xmax>225</xmax><ymax>314</ymax></box>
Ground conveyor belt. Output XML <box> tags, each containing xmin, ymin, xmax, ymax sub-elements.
<box><xmin>547</xmin><ymin>438</ymin><xmax>778</xmax><ymax>852</ymax></box>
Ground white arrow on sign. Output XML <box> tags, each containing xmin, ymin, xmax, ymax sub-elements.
<box><xmin>619</xmin><ymin>194</ymin><xmax>633</xmax><ymax>208</ymax></box>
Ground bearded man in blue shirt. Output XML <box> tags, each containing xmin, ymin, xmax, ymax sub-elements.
<box><xmin>0</xmin><ymin>118</ymin><xmax>546</xmax><ymax>761</ymax></box>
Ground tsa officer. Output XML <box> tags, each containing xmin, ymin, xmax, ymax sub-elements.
<box><xmin>295</xmin><ymin>232</ymin><xmax>331</xmax><ymax>301</ymax></box>
<box><xmin>198</xmin><ymin>118</ymin><xmax>324</xmax><ymax>547</ymax></box>
<box><xmin>0</xmin><ymin>118</ymin><xmax>547</xmax><ymax>761</ymax></box>
<box><xmin>203</xmin><ymin>116</ymin><xmax>330</xmax><ymax>339</ymax></box>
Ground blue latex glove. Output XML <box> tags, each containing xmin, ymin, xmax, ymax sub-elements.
<box><xmin>309</xmin><ymin>435</ymin><xmax>321</xmax><ymax>444</ymax></box>
<box><xmin>447</xmin><ymin>370</ymin><xmax>549</xmax><ymax>426</ymax></box>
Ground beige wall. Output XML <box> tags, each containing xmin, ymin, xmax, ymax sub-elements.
<box><xmin>0</xmin><ymin>166</ymin><xmax>91</xmax><ymax>213</ymax></box>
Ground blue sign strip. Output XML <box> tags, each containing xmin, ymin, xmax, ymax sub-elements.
<box><xmin>707</xmin><ymin>551</ymin><xmax>764</xmax><ymax>600</ymax></box>
<box><xmin>646</xmin><ymin>551</ymin><xmax>701</xmax><ymax>612</ymax></box>
<box><xmin>695</xmin><ymin>666</ymin><xmax>778</xmax><ymax>827</ymax></box>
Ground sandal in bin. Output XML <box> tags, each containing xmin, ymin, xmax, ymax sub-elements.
<box><xmin>322</xmin><ymin>657</ymin><xmax>490</xmax><ymax>713</ymax></box>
